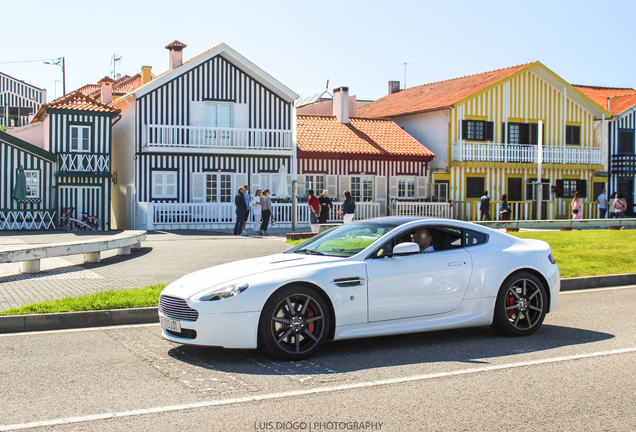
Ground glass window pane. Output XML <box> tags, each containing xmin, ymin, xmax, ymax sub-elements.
<box><xmin>205</xmin><ymin>104</ymin><xmax>217</xmax><ymax>127</ymax></box>
<box><xmin>219</xmin><ymin>105</ymin><xmax>232</xmax><ymax>128</ymax></box>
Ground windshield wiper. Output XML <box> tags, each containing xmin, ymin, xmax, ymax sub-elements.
<box><xmin>294</xmin><ymin>248</ymin><xmax>327</xmax><ymax>256</ymax></box>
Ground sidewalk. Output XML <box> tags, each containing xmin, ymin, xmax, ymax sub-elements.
<box><xmin>0</xmin><ymin>229</ymin><xmax>292</xmax><ymax>312</ymax></box>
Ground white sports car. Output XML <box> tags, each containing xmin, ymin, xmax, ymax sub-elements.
<box><xmin>159</xmin><ymin>217</ymin><xmax>560</xmax><ymax>360</ymax></box>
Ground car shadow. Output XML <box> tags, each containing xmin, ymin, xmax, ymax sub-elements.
<box><xmin>166</xmin><ymin>324</ymin><xmax>614</xmax><ymax>375</ymax></box>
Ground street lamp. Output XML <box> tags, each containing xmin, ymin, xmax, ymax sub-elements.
<box><xmin>44</xmin><ymin>57</ymin><xmax>65</xmax><ymax>96</ymax></box>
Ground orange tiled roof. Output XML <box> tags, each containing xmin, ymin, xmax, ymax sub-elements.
<box><xmin>31</xmin><ymin>91</ymin><xmax>120</xmax><ymax>122</ymax></box>
<box><xmin>573</xmin><ymin>85</ymin><xmax>636</xmax><ymax>115</ymax></box>
<box><xmin>357</xmin><ymin>62</ymin><xmax>535</xmax><ymax>118</ymax></box>
<box><xmin>75</xmin><ymin>83</ymin><xmax>100</xmax><ymax>96</ymax></box>
<box><xmin>73</xmin><ymin>74</ymin><xmax>143</xmax><ymax>99</ymax></box>
<box><xmin>297</xmin><ymin>115</ymin><xmax>434</xmax><ymax>159</ymax></box>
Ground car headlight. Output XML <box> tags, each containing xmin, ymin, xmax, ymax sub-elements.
<box><xmin>195</xmin><ymin>283</ymin><xmax>249</xmax><ymax>301</ymax></box>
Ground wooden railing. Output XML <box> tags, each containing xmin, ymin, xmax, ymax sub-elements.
<box><xmin>611</xmin><ymin>154</ymin><xmax>636</xmax><ymax>173</ymax></box>
<box><xmin>57</xmin><ymin>153</ymin><xmax>110</xmax><ymax>173</ymax></box>
<box><xmin>454</xmin><ymin>200</ymin><xmax>600</xmax><ymax>221</ymax></box>
<box><xmin>143</xmin><ymin>124</ymin><xmax>293</xmax><ymax>150</ymax></box>
<box><xmin>391</xmin><ymin>202</ymin><xmax>454</xmax><ymax>218</ymax></box>
<box><xmin>452</xmin><ymin>142</ymin><xmax>603</xmax><ymax>165</ymax></box>
<box><xmin>0</xmin><ymin>209</ymin><xmax>56</xmax><ymax>230</ymax></box>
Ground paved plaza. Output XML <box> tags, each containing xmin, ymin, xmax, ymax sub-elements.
<box><xmin>0</xmin><ymin>230</ymin><xmax>292</xmax><ymax>311</ymax></box>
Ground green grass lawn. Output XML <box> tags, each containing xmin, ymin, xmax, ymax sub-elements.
<box><xmin>0</xmin><ymin>284</ymin><xmax>166</xmax><ymax>316</ymax></box>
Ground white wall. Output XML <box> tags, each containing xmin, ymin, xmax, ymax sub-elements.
<box><xmin>111</xmin><ymin>98</ymin><xmax>136</xmax><ymax>230</ymax></box>
<box><xmin>6</xmin><ymin>121</ymin><xmax>46</xmax><ymax>150</ymax></box>
<box><xmin>392</xmin><ymin>109</ymin><xmax>449</xmax><ymax>171</ymax></box>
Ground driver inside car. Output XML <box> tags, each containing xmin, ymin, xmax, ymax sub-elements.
<box><xmin>413</xmin><ymin>228</ymin><xmax>435</xmax><ymax>253</ymax></box>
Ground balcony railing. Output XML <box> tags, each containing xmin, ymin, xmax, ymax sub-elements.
<box><xmin>57</xmin><ymin>153</ymin><xmax>110</xmax><ymax>173</ymax></box>
<box><xmin>0</xmin><ymin>209</ymin><xmax>56</xmax><ymax>230</ymax></box>
<box><xmin>142</xmin><ymin>124</ymin><xmax>293</xmax><ymax>150</ymax></box>
<box><xmin>611</xmin><ymin>154</ymin><xmax>636</xmax><ymax>173</ymax></box>
<box><xmin>452</xmin><ymin>142</ymin><xmax>603</xmax><ymax>165</ymax></box>
<box><xmin>391</xmin><ymin>201</ymin><xmax>454</xmax><ymax>219</ymax></box>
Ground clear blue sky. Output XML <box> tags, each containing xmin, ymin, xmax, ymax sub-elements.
<box><xmin>2</xmin><ymin>0</ymin><xmax>634</xmax><ymax>102</ymax></box>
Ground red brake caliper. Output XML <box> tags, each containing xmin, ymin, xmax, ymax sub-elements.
<box><xmin>506</xmin><ymin>293</ymin><xmax>515</xmax><ymax>317</ymax></box>
<box><xmin>306</xmin><ymin>308</ymin><xmax>315</xmax><ymax>333</ymax></box>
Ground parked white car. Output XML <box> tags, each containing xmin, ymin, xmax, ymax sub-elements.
<box><xmin>159</xmin><ymin>217</ymin><xmax>560</xmax><ymax>360</ymax></box>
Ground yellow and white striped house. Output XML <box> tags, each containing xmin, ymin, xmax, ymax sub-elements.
<box><xmin>358</xmin><ymin>62</ymin><xmax>611</xmax><ymax>220</ymax></box>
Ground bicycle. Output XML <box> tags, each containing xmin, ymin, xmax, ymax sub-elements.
<box><xmin>58</xmin><ymin>207</ymin><xmax>99</xmax><ymax>231</ymax></box>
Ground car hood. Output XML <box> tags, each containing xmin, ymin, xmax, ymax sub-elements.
<box><xmin>162</xmin><ymin>253</ymin><xmax>343</xmax><ymax>298</ymax></box>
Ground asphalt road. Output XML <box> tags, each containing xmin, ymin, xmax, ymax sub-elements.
<box><xmin>1</xmin><ymin>285</ymin><xmax>635</xmax><ymax>431</ymax></box>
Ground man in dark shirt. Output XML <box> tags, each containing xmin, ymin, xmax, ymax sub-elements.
<box><xmin>480</xmin><ymin>191</ymin><xmax>491</xmax><ymax>221</ymax></box>
<box><xmin>234</xmin><ymin>187</ymin><xmax>248</xmax><ymax>235</ymax></box>
<box><xmin>307</xmin><ymin>189</ymin><xmax>321</xmax><ymax>233</ymax></box>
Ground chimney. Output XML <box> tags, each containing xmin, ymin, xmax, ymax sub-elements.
<box><xmin>141</xmin><ymin>66</ymin><xmax>152</xmax><ymax>85</ymax></box>
<box><xmin>333</xmin><ymin>86</ymin><xmax>349</xmax><ymax>124</ymax></box>
<box><xmin>388</xmin><ymin>81</ymin><xmax>401</xmax><ymax>95</ymax></box>
<box><xmin>98</xmin><ymin>76</ymin><xmax>115</xmax><ymax>104</ymax></box>
<box><xmin>165</xmin><ymin>40</ymin><xmax>187</xmax><ymax>70</ymax></box>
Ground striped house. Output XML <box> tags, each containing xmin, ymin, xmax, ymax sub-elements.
<box><xmin>296</xmin><ymin>87</ymin><xmax>437</xmax><ymax>218</ymax></box>
<box><xmin>358</xmin><ymin>62</ymin><xmax>612</xmax><ymax>220</ymax></box>
<box><xmin>1</xmin><ymin>71</ymin><xmax>46</xmax><ymax>128</ymax></box>
<box><xmin>110</xmin><ymin>41</ymin><xmax>298</xmax><ymax>230</ymax></box>
<box><xmin>575</xmin><ymin>85</ymin><xmax>636</xmax><ymax>215</ymax></box>
<box><xmin>8</xmin><ymin>89</ymin><xmax>121</xmax><ymax>230</ymax></box>
<box><xmin>0</xmin><ymin>131</ymin><xmax>56</xmax><ymax>229</ymax></box>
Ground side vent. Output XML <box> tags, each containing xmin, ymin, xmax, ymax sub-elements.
<box><xmin>332</xmin><ymin>277</ymin><xmax>366</xmax><ymax>287</ymax></box>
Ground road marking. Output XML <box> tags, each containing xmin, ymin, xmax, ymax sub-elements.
<box><xmin>561</xmin><ymin>285</ymin><xmax>636</xmax><ymax>295</ymax></box>
<box><xmin>2</xmin><ymin>346</ymin><xmax>636</xmax><ymax>431</ymax></box>
<box><xmin>0</xmin><ymin>323</ymin><xmax>159</xmax><ymax>338</ymax></box>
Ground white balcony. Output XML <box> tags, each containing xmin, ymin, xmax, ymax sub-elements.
<box><xmin>452</xmin><ymin>142</ymin><xmax>603</xmax><ymax>165</ymax></box>
<box><xmin>57</xmin><ymin>153</ymin><xmax>110</xmax><ymax>173</ymax></box>
<box><xmin>142</xmin><ymin>124</ymin><xmax>293</xmax><ymax>151</ymax></box>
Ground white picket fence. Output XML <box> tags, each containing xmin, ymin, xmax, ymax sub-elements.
<box><xmin>0</xmin><ymin>210</ymin><xmax>57</xmax><ymax>230</ymax></box>
<box><xmin>391</xmin><ymin>202</ymin><xmax>454</xmax><ymax>218</ymax></box>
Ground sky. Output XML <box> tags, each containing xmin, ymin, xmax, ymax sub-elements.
<box><xmin>2</xmin><ymin>0</ymin><xmax>635</xmax><ymax>102</ymax></box>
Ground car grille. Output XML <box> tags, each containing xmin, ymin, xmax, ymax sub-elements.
<box><xmin>160</xmin><ymin>295</ymin><xmax>199</xmax><ymax>322</ymax></box>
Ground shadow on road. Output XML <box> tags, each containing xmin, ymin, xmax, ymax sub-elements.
<box><xmin>167</xmin><ymin>324</ymin><xmax>614</xmax><ymax>374</ymax></box>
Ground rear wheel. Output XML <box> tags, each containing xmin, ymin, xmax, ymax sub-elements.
<box><xmin>258</xmin><ymin>286</ymin><xmax>330</xmax><ymax>360</ymax></box>
<box><xmin>492</xmin><ymin>271</ymin><xmax>547</xmax><ymax>336</ymax></box>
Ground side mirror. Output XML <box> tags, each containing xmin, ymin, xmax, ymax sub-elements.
<box><xmin>392</xmin><ymin>242</ymin><xmax>420</xmax><ymax>256</ymax></box>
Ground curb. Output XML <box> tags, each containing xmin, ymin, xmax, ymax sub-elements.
<box><xmin>1</xmin><ymin>273</ymin><xmax>636</xmax><ymax>334</ymax></box>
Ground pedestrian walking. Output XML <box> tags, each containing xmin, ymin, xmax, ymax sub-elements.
<box><xmin>318</xmin><ymin>190</ymin><xmax>332</xmax><ymax>224</ymax></box>
<box><xmin>252</xmin><ymin>190</ymin><xmax>262</xmax><ymax>232</ymax></box>
<box><xmin>499</xmin><ymin>194</ymin><xmax>511</xmax><ymax>221</ymax></box>
<box><xmin>480</xmin><ymin>191</ymin><xmax>491</xmax><ymax>221</ymax></box>
<box><xmin>234</xmin><ymin>187</ymin><xmax>248</xmax><ymax>236</ymax></box>
<box><xmin>571</xmin><ymin>191</ymin><xmax>582</xmax><ymax>229</ymax></box>
<box><xmin>259</xmin><ymin>189</ymin><xmax>272</xmax><ymax>235</ymax></box>
<box><xmin>597</xmin><ymin>189</ymin><xmax>608</xmax><ymax>219</ymax></box>
<box><xmin>608</xmin><ymin>192</ymin><xmax>617</xmax><ymax>218</ymax></box>
<box><xmin>615</xmin><ymin>192</ymin><xmax>627</xmax><ymax>218</ymax></box>
<box><xmin>339</xmin><ymin>191</ymin><xmax>356</xmax><ymax>224</ymax></box>
<box><xmin>242</xmin><ymin>185</ymin><xmax>251</xmax><ymax>232</ymax></box>
<box><xmin>307</xmin><ymin>189</ymin><xmax>321</xmax><ymax>233</ymax></box>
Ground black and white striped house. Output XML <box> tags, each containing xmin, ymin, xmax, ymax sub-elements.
<box><xmin>110</xmin><ymin>42</ymin><xmax>299</xmax><ymax>230</ymax></box>
<box><xmin>7</xmin><ymin>86</ymin><xmax>121</xmax><ymax>230</ymax></box>
<box><xmin>0</xmin><ymin>131</ymin><xmax>56</xmax><ymax>230</ymax></box>
<box><xmin>1</xmin><ymin>71</ymin><xmax>46</xmax><ymax>128</ymax></box>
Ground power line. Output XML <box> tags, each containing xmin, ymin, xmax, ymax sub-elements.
<box><xmin>0</xmin><ymin>58</ymin><xmax>59</xmax><ymax>65</ymax></box>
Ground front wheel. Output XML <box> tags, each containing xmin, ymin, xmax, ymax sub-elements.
<box><xmin>258</xmin><ymin>286</ymin><xmax>331</xmax><ymax>360</ymax></box>
<box><xmin>492</xmin><ymin>271</ymin><xmax>548</xmax><ymax>336</ymax></box>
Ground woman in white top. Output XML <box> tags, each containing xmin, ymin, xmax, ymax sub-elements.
<box><xmin>251</xmin><ymin>190</ymin><xmax>262</xmax><ymax>232</ymax></box>
<box><xmin>608</xmin><ymin>192</ymin><xmax>617</xmax><ymax>218</ymax></box>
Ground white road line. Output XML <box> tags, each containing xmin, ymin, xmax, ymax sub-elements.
<box><xmin>561</xmin><ymin>285</ymin><xmax>636</xmax><ymax>295</ymax></box>
<box><xmin>0</xmin><ymin>323</ymin><xmax>159</xmax><ymax>338</ymax></box>
<box><xmin>2</xmin><ymin>346</ymin><xmax>636</xmax><ymax>431</ymax></box>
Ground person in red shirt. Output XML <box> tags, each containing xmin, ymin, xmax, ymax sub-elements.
<box><xmin>307</xmin><ymin>189</ymin><xmax>321</xmax><ymax>233</ymax></box>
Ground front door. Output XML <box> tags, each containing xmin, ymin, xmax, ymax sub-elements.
<box><xmin>365</xmin><ymin>227</ymin><xmax>472</xmax><ymax>322</ymax></box>
<box><xmin>618</xmin><ymin>179</ymin><xmax>634</xmax><ymax>215</ymax></box>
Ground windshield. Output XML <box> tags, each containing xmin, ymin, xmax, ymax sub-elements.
<box><xmin>286</xmin><ymin>222</ymin><xmax>399</xmax><ymax>257</ymax></box>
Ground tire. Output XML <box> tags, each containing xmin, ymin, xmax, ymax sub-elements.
<box><xmin>491</xmin><ymin>271</ymin><xmax>548</xmax><ymax>337</ymax></box>
<box><xmin>258</xmin><ymin>286</ymin><xmax>331</xmax><ymax>360</ymax></box>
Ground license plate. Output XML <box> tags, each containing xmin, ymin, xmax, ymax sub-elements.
<box><xmin>161</xmin><ymin>317</ymin><xmax>182</xmax><ymax>333</ymax></box>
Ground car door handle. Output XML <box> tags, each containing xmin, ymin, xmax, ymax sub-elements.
<box><xmin>447</xmin><ymin>261</ymin><xmax>464</xmax><ymax>267</ymax></box>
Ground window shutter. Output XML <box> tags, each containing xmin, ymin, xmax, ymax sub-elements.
<box><xmin>530</xmin><ymin>123</ymin><xmax>538</xmax><ymax>145</ymax></box>
<box><xmin>190</xmin><ymin>101</ymin><xmax>205</xmax><ymax>126</ymax></box>
<box><xmin>234</xmin><ymin>103</ymin><xmax>248</xmax><ymax>129</ymax></box>
<box><xmin>501</xmin><ymin>123</ymin><xmax>507</xmax><ymax>143</ymax></box>
<box><xmin>250</xmin><ymin>174</ymin><xmax>261</xmax><ymax>191</ymax></box>
<box><xmin>234</xmin><ymin>173</ymin><xmax>248</xmax><ymax>195</ymax></box>
<box><xmin>375</xmin><ymin>176</ymin><xmax>387</xmax><ymax>216</ymax></box>
<box><xmin>577</xmin><ymin>180</ymin><xmax>587</xmax><ymax>198</ymax></box>
<box><xmin>326</xmin><ymin>175</ymin><xmax>338</xmax><ymax>197</ymax></box>
<box><xmin>573</xmin><ymin>126</ymin><xmax>581</xmax><ymax>145</ymax></box>
<box><xmin>485</xmin><ymin>121</ymin><xmax>494</xmax><ymax>141</ymax></box>
<box><xmin>461</xmin><ymin>120</ymin><xmax>468</xmax><ymax>140</ymax></box>
<box><xmin>389</xmin><ymin>177</ymin><xmax>398</xmax><ymax>200</ymax></box>
<box><xmin>416</xmin><ymin>176</ymin><xmax>427</xmax><ymax>199</ymax></box>
<box><xmin>339</xmin><ymin>176</ymin><xmax>351</xmax><ymax>200</ymax></box>
<box><xmin>153</xmin><ymin>172</ymin><xmax>164</xmax><ymax>198</ymax></box>
<box><xmin>191</xmin><ymin>173</ymin><xmax>205</xmax><ymax>203</ymax></box>
<box><xmin>555</xmin><ymin>179</ymin><xmax>564</xmax><ymax>198</ymax></box>
<box><xmin>521</xmin><ymin>123</ymin><xmax>530</xmax><ymax>144</ymax></box>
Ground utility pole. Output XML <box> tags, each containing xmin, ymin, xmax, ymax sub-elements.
<box><xmin>536</xmin><ymin>120</ymin><xmax>543</xmax><ymax>220</ymax></box>
<box><xmin>292</xmin><ymin>180</ymin><xmax>298</xmax><ymax>232</ymax></box>
<box><xmin>403</xmin><ymin>62</ymin><xmax>409</xmax><ymax>89</ymax></box>
<box><xmin>44</xmin><ymin>57</ymin><xmax>65</xmax><ymax>96</ymax></box>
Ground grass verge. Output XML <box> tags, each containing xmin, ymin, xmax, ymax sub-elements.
<box><xmin>0</xmin><ymin>284</ymin><xmax>166</xmax><ymax>316</ymax></box>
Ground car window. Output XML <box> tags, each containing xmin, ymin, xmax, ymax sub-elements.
<box><xmin>371</xmin><ymin>226</ymin><xmax>462</xmax><ymax>258</ymax></box>
<box><xmin>464</xmin><ymin>229</ymin><xmax>488</xmax><ymax>247</ymax></box>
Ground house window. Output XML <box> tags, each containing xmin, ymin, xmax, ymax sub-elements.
<box><xmin>431</xmin><ymin>181</ymin><xmax>448</xmax><ymax>202</ymax></box>
<box><xmin>205</xmin><ymin>103</ymin><xmax>232</xmax><ymax>138</ymax></box>
<box><xmin>70</xmin><ymin>126</ymin><xmax>91</xmax><ymax>152</ymax></box>
<box><xmin>466</xmin><ymin>177</ymin><xmax>485</xmax><ymax>199</ymax></box>
<box><xmin>562</xmin><ymin>179</ymin><xmax>578</xmax><ymax>199</ymax></box>
<box><xmin>261</xmin><ymin>174</ymin><xmax>279</xmax><ymax>195</ymax></box>
<box><xmin>397</xmin><ymin>177</ymin><xmax>416</xmax><ymax>198</ymax></box>
<box><xmin>507</xmin><ymin>178</ymin><xmax>523</xmax><ymax>201</ymax></box>
<box><xmin>351</xmin><ymin>176</ymin><xmax>373</xmax><ymax>202</ymax></box>
<box><xmin>566</xmin><ymin>125</ymin><xmax>581</xmax><ymax>145</ymax></box>
<box><xmin>305</xmin><ymin>175</ymin><xmax>325</xmax><ymax>194</ymax></box>
<box><xmin>526</xmin><ymin>179</ymin><xmax>550</xmax><ymax>201</ymax></box>
<box><xmin>504</xmin><ymin>123</ymin><xmax>543</xmax><ymax>145</ymax></box>
<box><xmin>8</xmin><ymin>107</ymin><xmax>19</xmax><ymax>127</ymax></box>
<box><xmin>24</xmin><ymin>170</ymin><xmax>40</xmax><ymax>199</ymax></box>
<box><xmin>618</xmin><ymin>130</ymin><xmax>634</xmax><ymax>154</ymax></box>
<box><xmin>462</xmin><ymin>120</ymin><xmax>493</xmax><ymax>141</ymax></box>
<box><xmin>152</xmin><ymin>171</ymin><xmax>177</xmax><ymax>199</ymax></box>
<box><xmin>206</xmin><ymin>173</ymin><xmax>232</xmax><ymax>203</ymax></box>
<box><xmin>508</xmin><ymin>123</ymin><xmax>521</xmax><ymax>144</ymax></box>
